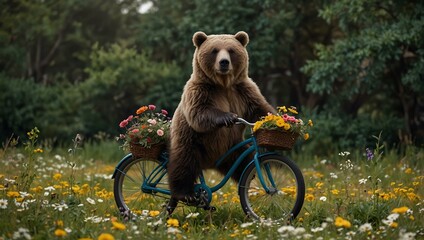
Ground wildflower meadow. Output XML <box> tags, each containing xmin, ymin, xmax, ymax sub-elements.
<box><xmin>0</xmin><ymin>129</ymin><xmax>422</xmax><ymax>240</ymax></box>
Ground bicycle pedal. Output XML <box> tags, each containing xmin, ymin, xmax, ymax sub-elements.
<box><xmin>203</xmin><ymin>205</ymin><xmax>216</xmax><ymax>212</ymax></box>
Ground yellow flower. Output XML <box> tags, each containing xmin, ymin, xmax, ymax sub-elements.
<box><xmin>56</xmin><ymin>220</ymin><xmax>64</xmax><ymax>228</ymax></box>
<box><xmin>276</xmin><ymin>119</ymin><xmax>285</xmax><ymax>127</ymax></box>
<box><xmin>33</xmin><ymin>148</ymin><xmax>43</xmax><ymax>153</ymax></box>
<box><xmin>304</xmin><ymin>133</ymin><xmax>309</xmax><ymax>140</ymax></box>
<box><xmin>7</xmin><ymin>191</ymin><xmax>20</xmax><ymax>198</ymax></box>
<box><xmin>98</xmin><ymin>233</ymin><xmax>115</xmax><ymax>240</ymax></box>
<box><xmin>111</xmin><ymin>221</ymin><xmax>126</xmax><ymax>230</ymax></box>
<box><xmin>404</xmin><ymin>168</ymin><xmax>412</xmax><ymax>174</ymax></box>
<box><xmin>253</xmin><ymin>121</ymin><xmax>263</xmax><ymax>132</ymax></box>
<box><xmin>288</xmin><ymin>107</ymin><xmax>298</xmax><ymax>114</ymax></box>
<box><xmin>53</xmin><ymin>173</ymin><xmax>62</xmax><ymax>181</ymax></box>
<box><xmin>305</xmin><ymin>193</ymin><xmax>315</xmax><ymax>201</ymax></box>
<box><xmin>54</xmin><ymin>229</ymin><xmax>67</xmax><ymax>237</ymax></box>
<box><xmin>308</xmin><ymin>119</ymin><xmax>313</xmax><ymax>126</ymax></box>
<box><xmin>334</xmin><ymin>217</ymin><xmax>351</xmax><ymax>228</ymax></box>
<box><xmin>389</xmin><ymin>222</ymin><xmax>398</xmax><ymax>228</ymax></box>
<box><xmin>283</xmin><ymin>123</ymin><xmax>290</xmax><ymax>131</ymax></box>
<box><xmin>331</xmin><ymin>189</ymin><xmax>340</xmax><ymax>195</ymax></box>
<box><xmin>392</xmin><ymin>206</ymin><xmax>409</xmax><ymax>214</ymax></box>
<box><xmin>167</xmin><ymin>218</ymin><xmax>179</xmax><ymax>227</ymax></box>
<box><xmin>278</xmin><ymin>106</ymin><xmax>288</xmax><ymax>113</ymax></box>
<box><xmin>149</xmin><ymin>210</ymin><xmax>160</xmax><ymax>217</ymax></box>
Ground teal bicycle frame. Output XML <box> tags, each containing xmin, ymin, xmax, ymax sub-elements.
<box><xmin>112</xmin><ymin>118</ymin><xmax>278</xmax><ymax>201</ymax></box>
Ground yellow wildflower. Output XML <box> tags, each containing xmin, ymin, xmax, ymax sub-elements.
<box><xmin>98</xmin><ymin>233</ymin><xmax>115</xmax><ymax>240</ymax></box>
<box><xmin>392</xmin><ymin>206</ymin><xmax>409</xmax><ymax>214</ymax></box>
<box><xmin>149</xmin><ymin>210</ymin><xmax>160</xmax><ymax>217</ymax></box>
<box><xmin>56</xmin><ymin>220</ymin><xmax>64</xmax><ymax>228</ymax></box>
<box><xmin>334</xmin><ymin>217</ymin><xmax>351</xmax><ymax>228</ymax></box>
<box><xmin>33</xmin><ymin>148</ymin><xmax>43</xmax><ymax>153</ymax></box>
<box><xmin>404</xmin><ymin>168</ymin><xmax>412</xmax><ymax>174</ymax></box>
<box><xmin>111</xmin><ymin>221</ymin><xmax>126</xmax><ymax>230</ymax></box>
<box><xmin>389</xmin><ymin>222</ymin><xmax>398</xmax><ymax>228</ymax></box>
<box><xmin>7</xmin><ymin>191</ymin><xmax>20</xmax><ymax>198</ymax></box>
<box><xmin>283</xmin><ymin>123</ymin><xmax>290</xmax><ymax>131</ymax></box>
<box><xmin>53</xmin><ymin>173</ymin><xmax>62</xmax><ymax>181</ymax></box>
<box><xmin>305</xmin><ymin>193</ymin><xmax>315</xmax><ymax>201</ymax></box>
<box><xmin>331</xmin><ymin>189</ymin><xmax>340</xmax><ymax>195</ymax></box>
<box><xmin>304</xmin><ymin>133</ymin><xmax>309</xmax><ymax>140</ymax></box>
<box><xmin>54</xmin><ymin>229</ymin><xmax>67</xmax><ymax>237</ymax></box>
<box><xmin>167</xmin><ymin>218</ymin><xmax>179</xmax><ymax>227</ymax></box>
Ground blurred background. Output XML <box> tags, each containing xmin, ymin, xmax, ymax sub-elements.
<box><xmin>1</xmin><ymin>0</ymin><xmax>423</xmax><ymax>153</ymax></box>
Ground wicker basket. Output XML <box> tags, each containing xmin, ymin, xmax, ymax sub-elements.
<box><xmin>254</xmin><ymin>129</ymin><xmax>299</xmax><ymax>150</ymax></box>
<box><xmin>129</xmin><ymin>143</ymin><xmax>164</xmax><ymax>159</ymax></box>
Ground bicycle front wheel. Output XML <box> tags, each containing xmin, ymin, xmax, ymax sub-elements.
<box><xmin>113</xmin><ymin>155</ymin><xmax>170</xmax><ymax>216</ymax></box>
<box><xmin>238</xmin><ymin>154</ymin><xmax>305</xmax><ymax>221</ymax></box>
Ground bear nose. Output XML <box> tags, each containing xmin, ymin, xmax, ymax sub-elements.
<box><xmin>219</xmin><ymin>59</ymin><xmax>230</xmax><ymax>68</ymax></box>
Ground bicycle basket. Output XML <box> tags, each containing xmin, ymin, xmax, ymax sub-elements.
<box><xmin>254</xmin><ymin>129</ymin><xmax>299</xmax><ymax>150</ymax></box>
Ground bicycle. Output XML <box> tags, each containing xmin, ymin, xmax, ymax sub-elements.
<box><xmin>112</xmin><ymin>118</ymin><xmax>305</xmax><ymax>221</ymax></box>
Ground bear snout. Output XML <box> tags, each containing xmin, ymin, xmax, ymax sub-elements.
<box><xmin>219</xmin><ymin>59</ymin><xmax>230</xmax><ymax>70</ymax></box>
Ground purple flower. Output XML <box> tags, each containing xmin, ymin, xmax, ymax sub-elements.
<box><xmin>366</xmin><ymin>148</ymin><xmax>374</xmax><ymax>160</ymax></box>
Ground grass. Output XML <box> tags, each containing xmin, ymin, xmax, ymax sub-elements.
<box><xmin>0</xmin><ymin>130</ymin><xmax>423</xmax><ymax>239</ymax></box>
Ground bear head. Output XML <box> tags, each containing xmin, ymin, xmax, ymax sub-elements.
<box><xmin>192</xmin><ymin>31</ymin><xmax>249</xmax><ymax>87</ymax></box>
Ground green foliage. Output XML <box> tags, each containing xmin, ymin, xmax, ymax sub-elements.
<box><xmin>302</xmin><ymin>0</ymin><xmax>424</xmax><ymax>145</ymax></box>
<box><xmin>79</xmin><ymin>43</ymin><xmax>182</xmax><ymax>137</ymax></box>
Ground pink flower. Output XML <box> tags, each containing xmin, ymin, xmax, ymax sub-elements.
<box><xmin>157</xmin><ymin>129</ymin><xmax>164</xmax><ymax>136</ymax></box>
<box><xmin>126</xmin><ymin>115</ymin><xmax>134</xmax><ymax>121</ymax></box>
<box><xmin>131</xmin><ymin>128</ymin><xmax>140</xmax><ymax>133</ymax></box>
<box><xmin>161</xmin><ymin>109</ymin><xmax>168</xmax><ymax>115</ymax></box>
<box><xmin>119</xmin><ymin>119</ymin><xmax>129</xmax><ymax>128</ymax></box>
<box><xmin>148</xmin><ymin>119</ymin><xmax>157</xmax><ymax>125</ymax></box>
<box><xmin>148</xmin><ymin>105</ymin><xmax>156</xmax><ymax>110</ymax></box>
<box><xmin>282</xmin><ymin>114</ymin><xmax>289</xmax><ymax>121</ymax></box>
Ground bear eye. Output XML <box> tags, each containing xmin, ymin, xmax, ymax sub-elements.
<box><xmin>211</xmin><ymin>48</ymin><xmax>218</xmax><ymax>54</ymax></box>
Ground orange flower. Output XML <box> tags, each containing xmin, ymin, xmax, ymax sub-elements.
<box><xmin>136</xmin><ymin>106</ymin><xmax>148</xmax><ymax>115</ymax></box>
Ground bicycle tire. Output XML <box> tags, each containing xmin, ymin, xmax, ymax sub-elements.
<box><xmin>113</xmin><ymin>155</ymin><xmax>170</xmax><ymax>216</ymax></box>
<box><xmin>238</xmin><ymin>154</ymin><xmax>305</xmax><ymax>221</ymax></box>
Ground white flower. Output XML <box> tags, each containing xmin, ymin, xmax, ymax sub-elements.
<box><xmin>241</xmin><ymin>222</ymin><xmax>254</xmax><ymax>228</ymax></box>
<box><xmin>319</xmin><ymin>196</ymin><xmax>327</xmax><ymax>201</ymax></box>
<box><xmin>12</xmin><ymin>227</ymin><xmax>32</xmax><ymax>240</ymax></box>
<box><xmin>186</xmin><ymin>212</ymin><xmax>200</xmax><ymax>219</ymax></box>
<box><xmin>44</xmin><ymin>186</ymin><xmax>56</xmax><ymax>191</ymax></box>
<box><xmin>330</xmin><ymin>172</ymin><xmax>338</xmax><ymax>179</ymax></box>
<box><xmin>52</xmin><ymin>203</ymin><xmax>68</xmax><ymax>211</ymax></box>
<box><xmin>358</xmin><ymin>223</ymin><xmax>372</xmax><ymax>232</ymax></box>
<box><xmin>277</xmin><ymin>225</ymin><xmax>295</xmax><ymax>233</ymax></box>
<box><xmin>86</xmin><ymin>197</ymin><xmax>96</xmax><ymax>205</ymax></box>
<box><xmin>359</xmin><ymin>178</ymin><xmax>368</xmax><ymax>184</ymax></box>
<box><xmin>167</xmin><ymin>227</ymin><xmax>181</xmax><ymax>234</ymax></box>
<box><xmin>0</xmin><ymin>199</ymin><xmax>8</xmax><ymax>209</ymax></box>
<box><xmin>311</xmin><ymin>227</ymin><xmax>324</xmax><ymax>233</ymax></box>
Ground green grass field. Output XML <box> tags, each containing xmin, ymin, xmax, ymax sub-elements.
<box><xmin>0</xmin><ymin>132</ymin><xmax>422</xmax><ymax>239</ymax></box>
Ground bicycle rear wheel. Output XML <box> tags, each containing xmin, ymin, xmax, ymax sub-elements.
<box><xmin>113</xmin><ymin>155</ymin><xmax>170</xmax><ymax>217</ymax></box>
<box><xmin>238</xmin><ymin>154</ymin><xmax>305</xmax><ymax>221</ymax></box>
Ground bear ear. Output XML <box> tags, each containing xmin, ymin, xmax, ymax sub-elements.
<box><xmin>235</xmin><ymin>31</ymin><xmax>249</xmax><ymax>47</ymax></box>
<box><xmin>193</xmin><ymin>31</ymin><xmax>208</xmax><ymax>48</ymax></box>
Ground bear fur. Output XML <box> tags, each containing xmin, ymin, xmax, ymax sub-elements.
<box><xmin>168</xmin><ymin>31</ymin><xmax>275</xmax><ymax>204</ymax></box>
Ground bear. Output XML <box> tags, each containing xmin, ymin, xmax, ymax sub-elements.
<box><xmin>167</xmin><ymin>31</ymin><xmax>275</xmax><ymax>211</ymax></box>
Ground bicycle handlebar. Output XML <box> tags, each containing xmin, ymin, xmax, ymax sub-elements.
<box><xmin>236</xmin><ymin>117</ymin><xmax>255</xmax><ymax>126</ymax></box>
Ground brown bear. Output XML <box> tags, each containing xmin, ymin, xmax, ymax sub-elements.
<box><xmin>167</xmin><ymin>31</ymin><xmax>275</xmax><ymax>210</ymax></box>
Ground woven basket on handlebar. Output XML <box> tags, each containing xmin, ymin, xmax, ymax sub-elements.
<box><xmin>129</xmin><ymin>143</ymin><xmax>164</xmax><ymax>159</ymax></box>
<box><xmin>254</xmin><ymin>129</ymin><xmax>299</xmax><ymax>150</ymax></box>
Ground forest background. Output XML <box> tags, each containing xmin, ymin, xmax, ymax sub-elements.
<box><xmin>1</xmin><ymin>0</ymin><xmax>423</xmax><ymax>153</ymax></box>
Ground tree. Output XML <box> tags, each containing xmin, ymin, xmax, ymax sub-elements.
<box><xmin>302</xmin><ymin>0</ymin><xmax>424</xmax><ymax>144</ymax></box>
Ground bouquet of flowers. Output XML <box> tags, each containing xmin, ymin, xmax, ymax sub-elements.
<box><xmin>253</xmin><ymin>106</ymin><xmax>313</xmax><ymax>149</ymax></box>
<box><xmin>118</xmin><ymin>104</ymin><xmax>171</xmax><ymax>158</ymax></box>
